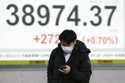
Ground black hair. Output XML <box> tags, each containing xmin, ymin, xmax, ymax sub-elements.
<box><xmin>59</xmin><ymin>29</ymin><xmax>77</xmax><ymax>44</ymax></box>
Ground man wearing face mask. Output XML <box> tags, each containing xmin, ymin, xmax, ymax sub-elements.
<box><xmin>47</xmin><ymin>29</ymin><xmax>92</xmax><ymax>83</ymax></box>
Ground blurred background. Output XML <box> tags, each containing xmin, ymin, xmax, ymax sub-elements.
<box><xmin>0</xmin><ymin>0</ymin><xmax>125</xmax><ymax>83</ymax></box>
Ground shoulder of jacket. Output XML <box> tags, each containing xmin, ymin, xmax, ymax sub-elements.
<box><xmin>75</xmin><ymin>40</ymin><xmax>91</xmax><ymax>53</ymax></box>
<box><xmin>51</xmin><ymin>46</ymin><xmax>61</xmax><ymax>54</ymax></box>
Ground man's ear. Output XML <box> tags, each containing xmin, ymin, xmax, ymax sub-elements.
<box><xmin>74</xmin><ymin>40</ymin><xmax>77</xmax><ymax>45</ymax></box>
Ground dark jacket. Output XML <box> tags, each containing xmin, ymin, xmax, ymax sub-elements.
<box><xmin>47</xmin><ymin>40</ymin><xmax>92</xmax><ymax>83</ymax></box>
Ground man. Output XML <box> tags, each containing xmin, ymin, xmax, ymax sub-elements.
<box><xmin>47</xmin><ymin>29</ymin><xmax>92</xmax><ymax>83</ymax></box>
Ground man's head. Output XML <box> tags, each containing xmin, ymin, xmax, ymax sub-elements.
<box><xmin>59</xmin><ymin>29</ymin><xmax>77</xmax><ymax>44</ymax></box>
<box><xmin>59</xmin><ymin>29</ymin><xmax>77</xmax><ymax>53</ymax></box>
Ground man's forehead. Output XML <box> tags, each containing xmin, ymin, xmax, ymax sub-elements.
<box><xmin>61</xmin><ymin>41</ymin><xmax>74</xmax><ymax>46</ymax></box>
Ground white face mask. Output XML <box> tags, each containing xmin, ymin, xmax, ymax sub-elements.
<box><xmin>61</xmin><ymin>45</ymin><xmax>74</xmax><ymax>54</ymax></box>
